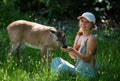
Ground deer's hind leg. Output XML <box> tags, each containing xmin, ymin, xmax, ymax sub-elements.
<box><xmin>8</xmin><ymin>42</ymin><xmax>23</xmax><ymax>62</ymax></box>
<box><xmin>40</xmin><ymin>47</ymin><xmax>47</xmax><ymax>72</ymax></box>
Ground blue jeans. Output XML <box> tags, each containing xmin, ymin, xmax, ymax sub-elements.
<box><xmin>50</xmin><ymin>57</ymin><xmax>76</xmax><ymax>76</ymax></box>
<box><xmin>51</xmin><ymin>57</ymin><xmax>96</xmax><ymax>78</ymax></box>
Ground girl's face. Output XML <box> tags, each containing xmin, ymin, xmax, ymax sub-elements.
<box><xmin>79</xmin><ymin>17</ymin><xmax>94</xmax><ymax>31</ymax></box>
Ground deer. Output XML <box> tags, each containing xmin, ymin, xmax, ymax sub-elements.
<box><xmin>7</xmin><ymin>20</ymin><xmax>67</xmax><ymax>72</ymax></box>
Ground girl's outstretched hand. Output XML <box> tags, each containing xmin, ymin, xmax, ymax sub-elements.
<box><xmin>60</xmin><ymin>47</ymin><xmax>74</xmax><ymax>53</ymax></box>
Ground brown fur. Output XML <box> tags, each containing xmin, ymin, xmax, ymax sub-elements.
<box><xmin>7</xmin><ymin>20</ymin><xmax>62</xmax><ymax>72</ymax></box>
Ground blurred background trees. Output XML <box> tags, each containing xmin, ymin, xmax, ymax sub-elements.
<box><xmin>0</xmin><ymin>0</ymin><xmax>120</xmax><ymax>29</ymax></box>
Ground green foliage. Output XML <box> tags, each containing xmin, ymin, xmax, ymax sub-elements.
<box><xmin>0</xmin><ymin>0</ymin><xmax>31</xmax><ymax>29</ymax></box>
<box><xmin>6</xmin><ymin>0</ymin><xmax>119</xmax><ymax>20</ymax></box>
<box><xmin>0</xmin><ymin>0</ymin><xmax>120</xmax><ymax>25</ymax></box>
<box><xmin>95</xmin><ymin>29</ymin><xmax>120</xmax><ymax>81</ymax></box>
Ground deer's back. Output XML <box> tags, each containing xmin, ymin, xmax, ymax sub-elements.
<box><xmin>7</xmin><ymin>20</ymin><xmax>60</xmax><ymax>49</ymax></box>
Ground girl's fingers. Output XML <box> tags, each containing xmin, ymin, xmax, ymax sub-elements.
<box><xmin>61</xmin><ymin>47</ymin><xmax>74</xmax><ymax>52</ymax></box>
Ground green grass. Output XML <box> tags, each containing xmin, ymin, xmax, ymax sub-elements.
<box><xmin>0</xmin><ymin>25</ymin><xmax>120</xmax><ymax>81</ymax></box>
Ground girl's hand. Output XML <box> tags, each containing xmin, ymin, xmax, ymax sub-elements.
<box><xmin>61</xmin><ymin>47</ymin><xmax>74</xmax><ymax>53</ymax></box>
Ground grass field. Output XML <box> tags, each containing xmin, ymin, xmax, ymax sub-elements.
<box><xmin>0</xmin><ymin>23</ymin><xmax>120</xmax><ymax>81</ymax></box>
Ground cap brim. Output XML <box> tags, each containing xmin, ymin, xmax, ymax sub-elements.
<box><xmin>77</xmin><ymin>16</ymin><xmax>82</xmax><ymax>20</ymax></box>
<box><xmin>77</xmin><ymin>16</ymin><xmax>88</xmax><ymax>21</ymax></box>
<box><xmin>77</xmin><ymin>16</ymin><xmax>92</xmax><ymax>23</ymax></box>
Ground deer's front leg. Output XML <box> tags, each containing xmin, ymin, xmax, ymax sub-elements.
<box><xmin>40</xmin><ymin>47</ymin><xmax>47</xmax><ymax>72</ymax></box>
<box><xmin>47</xmin><ymin>50</ymin><xmax>53</xmax><ymax>71</ymax></box>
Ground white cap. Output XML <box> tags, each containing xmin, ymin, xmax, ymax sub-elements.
<box><xmin>77</xmin><ymin>12</ymin><xmax>96</xmax><ymax>24</ymax></box>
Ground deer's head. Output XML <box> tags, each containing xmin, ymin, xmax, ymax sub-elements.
<box><xmin>56</xmin><ymin>25</ymin><xmax>68</xmax><ymax>48</ymax></box>
<box><xmin>49</xmin><ymin>27</ymin><xmax>67</xmax><ymax>48</ymax></box>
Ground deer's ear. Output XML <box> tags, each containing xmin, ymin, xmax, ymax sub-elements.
<box><xmin>61</xmin><ymin>27</ymin><xmax>66</xmax><ymax>33</ymax></box>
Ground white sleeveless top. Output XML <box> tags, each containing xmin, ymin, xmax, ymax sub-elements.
<box><xmin>75</xmin><ymin>35</ymin><xmax>98</xmax><ymax>78</ymax></box>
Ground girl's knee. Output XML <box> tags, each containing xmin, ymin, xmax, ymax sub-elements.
<box><xmin>53</xmin><ymin>57</ymin><xmax>61</xmax><ymax>61</ymax></box>
<box><xmin>51</xmin><ymin>57</ymin><xmax>62</xmax><ymax>70</ymax></box>
<box><xmin>58</xmin><ymin>64</ymin><xmax>67</xmax><ymax>71</ymax></box>
<box><xmin>52</xmin><ymin>57</ymin><xmax>62</xmax><ymax>63</ymax></box>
